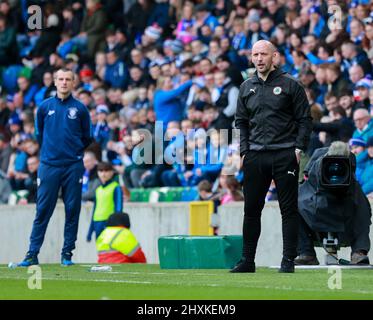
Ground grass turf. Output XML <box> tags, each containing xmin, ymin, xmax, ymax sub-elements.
<box><xmin>0</xmin><ymin>264</ymin><xmax>372</xmax><ymax>300</ymax></box>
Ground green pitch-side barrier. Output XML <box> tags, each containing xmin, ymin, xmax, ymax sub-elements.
<box><xmin>158</xmin><ymin>235</ymin><xmax>243</xmax><ymax>269</ymax></box>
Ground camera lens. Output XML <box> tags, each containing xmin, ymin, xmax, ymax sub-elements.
<box><xmin>322</xmin><ymin>158</ymin><xmax>350</xmax><ymax>186</ymax></box>
<box><xmin>326</xmin><ymin>163</ymin><xmax>345</xmax><ymax>184</ymax></box>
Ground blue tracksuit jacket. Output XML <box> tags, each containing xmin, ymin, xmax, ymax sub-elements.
<box><xmin>35</xmin><ymin>94</ymin><xmax>92</xmax><ymax>166</ymax></box>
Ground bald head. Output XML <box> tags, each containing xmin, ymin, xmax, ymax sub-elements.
<box><xmin>252</xmin><ymin>40</ymin><xmax>278</xmax><ymax>79</ymax></box>
<box><xmin>353</xmin><ymin>108</ymin><xmax>371</xmax><ymax>130</ymax></box>
<box><xmin>252</xmin><ymin>40</ymin><xmax>277</xmax><ymax>54</ymax></box>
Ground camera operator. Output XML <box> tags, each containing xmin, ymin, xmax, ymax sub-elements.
<box><xmin>296</xmin><ymin>141</ymin><xmax>371</xmax><ymax>265</ymax></box>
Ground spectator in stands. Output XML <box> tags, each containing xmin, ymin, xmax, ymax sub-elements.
<box><xmin>96</xmin><ymin>212</ymin><xmax>146</xmax><ymax>263</ymax></box>
<box><xmin>79</xmin><ymin>0</ymin><xmax>108</xmax><ymax>59</ymax></box>
<box><xmin>356</xmin><ymin>136</ymin><xmax>373</xmax><ymax>196</ymax></box>
<box><xmin>0</xmin><ymin>133</ymin><xmax>11</xmax><ymax>174</ymax></box>
<box><xmin>16</xmin><ymin>76</ymin><xmax>38</xmax><ymax>109</ymax></box>
<box><xmin>220</xmin><ymin>175</ymin><xmax>244</xmax><ymax>205</ymax></box>
<box><xmin>82</xmin><ymin>151</ymin><xmax>100</xmax><ymax>202</ymax></box>
<box><xmin>312</xmin><ymin>106</ymin><xmax>355</xmax><ymax>146</ymax></box>
<box><xmin>353</xmin><ymin>108</ymin><xmax>373</xmax><ymax>142</ymax></box>
<box><xmin>349</xmin><ymin>137</ymin><xmax>367</xmax><ymax>156</ymax></box>
<box><xmin>104</xmin><ymin>49</ymin><xmax>129</xmax><ymax>89</ymax></box>
<box><xmin>0</xmin><ymin>12</ymin><xmax>17</xmax><ymax>66</ymax></box>
<box><xmin>22</xmin><ymin>155</ymin><xmax>39</xmax><ymax>203</ymax></box>
<box><xmin>93</xmin><ymin>104</ymin><xmax>110</xmax><ymax>150</ymax></box>
<box><xmin>87</xmin><ymin>162</ymin><xmax>123</xmax><ymax>242</ymax></box>
<box><xmin>154</xmin><ymin>76</ymin><xmax>193</xmax><ymax>130</ymax></box>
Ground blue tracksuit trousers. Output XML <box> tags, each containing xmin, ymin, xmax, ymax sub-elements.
<box><xmin>28</xmin><ymin>161</ymin><xmax>84</xmax><ymax>257</ymax></box>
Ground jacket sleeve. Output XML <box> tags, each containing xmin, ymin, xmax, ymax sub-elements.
<box><xmin>35</xmin><ymin>105</ymin><xmax>44</xmax><ymax>146</ymax></box>
<box><xmin>291</xmin><ymin>81</ymin><xmax>313</xmax><ymax>151</ymax></box>
<box><xmin>235</xmin><ymin>84</ymin><xmax>251</xmax><ymax>157</ymax></box>
<box><xmin>80</xmin><ymin>105</ymin><xmax>93</xmax><ymax>148</ymax></box>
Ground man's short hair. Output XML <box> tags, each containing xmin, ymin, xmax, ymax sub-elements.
<box><xmin>97</xmin><ymin>161</ymin><xmax>114</xmax><ymax>171</ymax></box>
<box><xmin>198</xmin><ymin>180</ymin><xmax>212</xmax><ymax>193</ymax></box>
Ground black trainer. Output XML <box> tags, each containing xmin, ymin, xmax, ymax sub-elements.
<box><xmin>230</xmin><ymin>259</ymin><xmax>255</xmax><ymax>273</ymax></box>
<box><xmin>278</xmin><ymin>257</ymin><xmax>295</xmax><ymax>273</ymax></box>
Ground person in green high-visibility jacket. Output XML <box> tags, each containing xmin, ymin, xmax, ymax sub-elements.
<box><xmin>87</xmin><ymin>162</ymin><xmax>122</xmax><ymax>241</ymax></box>
<box><xmin>96</xmin><ymin>212</ymin><xmax>146</xmax><ymax>263</ymax></box>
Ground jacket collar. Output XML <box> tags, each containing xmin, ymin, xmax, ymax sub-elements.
<box><xmin>251</xmin><ymin>67</ymin><xmax>286</xmax><ymax>84</ymax></box>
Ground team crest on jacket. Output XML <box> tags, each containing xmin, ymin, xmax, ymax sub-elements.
<box><xmin>67</xmin><ymin>107</ymin><xmax>78</xmax><ymax>119</ymax></box>
<box><xmin>273</xmin><ymin>87</ymin><xmax>282</xmax><ymax>95</ymax></box>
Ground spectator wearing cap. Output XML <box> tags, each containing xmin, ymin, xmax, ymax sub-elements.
<box><xmin>355</xmin><ymin>78</ymin><xmax>371</xmax><ymax>109</ymax></box>
<box><xmin>175</xmin><ymin>2</ymin><xmax>196</xmax><ymax>44</ymax></box>
<box><xmin>349</xmin><ymin>137</ymin><xmax>367</xmax><ymax>155</ymax></box>
<box><xmin>8</xmin><ymin>115</ymin><xmax>22</xmax><ymax>136</ymax></box>
<box><xmin>79</xmin><ymin>0</ymin><xmax>108</xmax><ymax>59</ymax></box>
<box><xmin>79</xmin><ymin>67</ymin><xmax>94</xmax><ymax>91</ymax></box>
<box><xmin>308</xmin><ymin>6</ymin><xmax>327</xmax><ymax>39</ymax></box>
<box><xmin>142</xmin><ymin>25</ymin><xmax>163</xmax><ymax>47</ymax></box>
<box><xmin>104</xmin><ymin>50</ymin><xmax>129</xmax><ymax>89</ymax></box>
<box><xmin>356</xmin><ymin>136</ymin><xmax>373</xmax><ymax>196</ymax></box>
<box><xmin>341</xmin><ymin>41</ymin><xmax>373</xmax><ymax>77</ymax></box>
<box><xmin>93</xmin><ymin>104</ymin><xmax>110</xmax><ymax>150</ymax></box>
<box><xmin>353</xmin><ymin>108</ymin><xmax>373</xmax><ymax>142</ymax></box>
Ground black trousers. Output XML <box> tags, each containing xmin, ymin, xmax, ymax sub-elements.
<box><xmin>242</xmin><ymin>148</ymin><xmax>300</xmax><ymax>263</ymax></box>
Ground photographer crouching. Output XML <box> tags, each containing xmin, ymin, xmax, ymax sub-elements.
<box><xmin>296</xmin><ymin>141</ymin><xmax>372</xmax><ymax>265</ymax></box>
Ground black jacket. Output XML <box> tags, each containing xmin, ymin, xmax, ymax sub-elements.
<box><xmin>235</xmin><ymin>68</ymin><xmax>312</xmax><ymax>156</ymax></box>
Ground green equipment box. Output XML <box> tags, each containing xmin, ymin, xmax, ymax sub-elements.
<box><xmin>158</xmin><ymin>235</ymin><xmax>242</xmax><ymax>269</ymax></box>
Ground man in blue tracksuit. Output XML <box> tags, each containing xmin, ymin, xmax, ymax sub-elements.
<box><xmin>19</xmin><ymin>68</ymin><xmax>92</xmax><ymax>267</ymax></box>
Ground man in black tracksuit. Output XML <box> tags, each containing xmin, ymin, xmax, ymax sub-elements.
<box><xmin>232</xmin><ymin>40</ymin><xmax>312</xmax><ymax>273</ymax></box>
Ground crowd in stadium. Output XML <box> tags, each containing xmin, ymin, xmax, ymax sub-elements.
<box><xmin>0</xmin><ymin>0</ymin><xmax>372</xmax><ymax>206</ymax></box>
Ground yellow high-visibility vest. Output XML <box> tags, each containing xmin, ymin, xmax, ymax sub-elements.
<box><xmin>93</xmin><ymin>181</ymin><xmax>119</xmax><ymax>222</ymax></box>
<box><xmin>96</xmin><ymin>226</ymin><xmax>140</xmax><ymax>257</ymax></box>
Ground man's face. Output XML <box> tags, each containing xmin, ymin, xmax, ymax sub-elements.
<box><xmin>349</xmin><ymin>66</ymin><xmax>364</xmax><ymax>83</ymax></box>
<box><xmin>365</xmin><ymin>24</ymin><xmax>373</xmax><ymax>40</ymax></box>
<box><xmin>17</xmin><ymin>77</ymin><xmax>29</xmax><ymax>91</ymax></box>
<box><xmin>214</xmin><ymin>72</ymin><xmax>225</xmax><ymax>87</ymax></box>
<box><xmin>200</xmin><ymin>60</ymin><xmax>212</xmax><ymax>75</ymax></box>
<box><xmin>325</xmin><ymin>97</ymin><xmax>338</xmax><ymax>111</ymax></box>
<box><xmin>27</xmin><ymin>157</ymin><xmax>39</xmax><ymax>174</ymax></box>
<box><xmin>83</xmin><ymin>153</ymin><xmax>97</xmax><ymax>171</ymax></box>
<box><xmin>130</xmin><ymin>68</ymin><xmax>142</xmax><ymax>82</ymax></box>
<box><xmin>251</xmin><ymin>42</ymin><xmax>274</xmax><ymax>75</ymax></box>
<box><xmin>106</xmin><ymin>52</ymin><xmax>117</xmax><ymax>65</ymax></box>
<box><xmin>357</xmin><ymin>87</ymin><xmax>370</xmax><ymax>100</ymax></box>
<box><xmin>54</xmin><ymin>70</ymin><xmax>74</xmax><ymax>96</ymax></box>
<box><xmin>353</xmin><ymin>113</ymin><xmax>370</xmax><ymax>130</ymax></box>
<box><xmin>98</xmin><ymin>169</ymin><xmax>114</xmax><ymax>184</ymax></box>
<box><xmin>131</xmin><ymin>50</ymin><xmax>142</xmax><ymax>65</ymax></box>
<box><xmin>339</xmin><ymin>95</ymin><xmax>354</xmax><ymax>110</ymax></box>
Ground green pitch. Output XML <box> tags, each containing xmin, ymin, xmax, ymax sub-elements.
<box><xmin>1</xmin><ymin>264</ymin><xmax>372</xmax><ymax>300</ymax></box>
